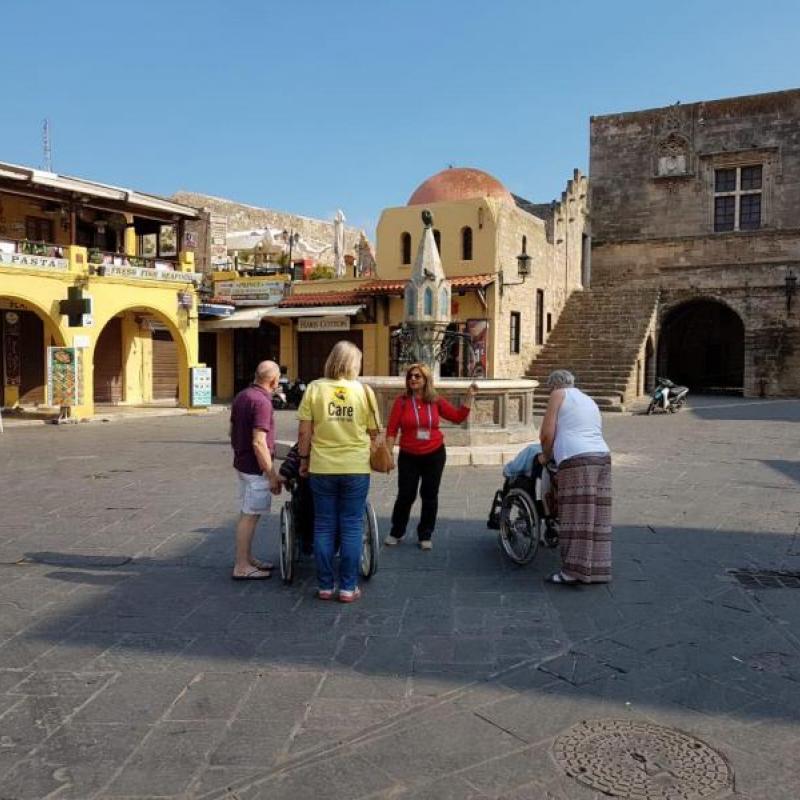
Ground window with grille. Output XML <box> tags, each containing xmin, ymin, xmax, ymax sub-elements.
<box><xmin>714</xmin><ymin>165</ymin><xmax>762</xmax><ymax>232</ymax></box>
<box><xmin>510</xmin><ymin>312</ymin><xmax>521</xmax><ymax>354</ymax></box>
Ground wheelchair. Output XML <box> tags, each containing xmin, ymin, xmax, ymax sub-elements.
<box><xmin>278</xmin><ymin>475</ymin><xmax>380</xmax><ymax>586</ymax></box>
<box><xmin>487</xmin><ymin>459</ymin><xmax>559</xmax><ymax>566</ymax></box>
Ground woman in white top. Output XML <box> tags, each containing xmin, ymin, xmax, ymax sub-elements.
<box><xmin>538</xmin><ymin>370</ymin><xmax>612</xmax><ymax>586</ymax></box>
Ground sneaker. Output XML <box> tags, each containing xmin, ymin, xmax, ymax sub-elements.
<box><xmin>419</xmin><ymin>540</ymin><xmax>433</xmax><ymax>551</ymax></box>
<box><xmin>317</xmin><ymin>588</ymin><xmax>335</xmax><ymax>601</ymax></box>
<box><xmin>384</xmin><ymin>535</ymin><xmax>402</xmax><ymax>546</ymax></box>
<box><xmin>338</xmin><ymin>587</ymin><xmax>362</xmax><ymax>603</ymax></box>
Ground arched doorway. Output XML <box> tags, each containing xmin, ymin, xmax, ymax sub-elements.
<box><xmin>93</xmin><ymin>310</ymin><xmax>183</xmax><ymax>405</ymax></box>
<box><xmin>0</xmin><ymin>298</ymin><xmax>63</xmax><ymax>408</ymax></box>
<box><xmin>658</xmin><ymin>300</ymin><xmax>744</xmax><ymax>393</ymax></box>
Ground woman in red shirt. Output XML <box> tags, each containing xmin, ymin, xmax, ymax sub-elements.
<box><xmin>384</xmin><ymin>363</ymin><xmax>478</xmax><ymax>551</ymax></box>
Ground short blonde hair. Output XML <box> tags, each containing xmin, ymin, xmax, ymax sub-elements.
<box><xmin>404</xmin><ymin>363</ymin><xmax>437</xmax><ymax>403</ymax></box>
<box><xmin>323</xmin><ymin>340</ymin><xmax>362</xmax><ymax>380</ymax></box>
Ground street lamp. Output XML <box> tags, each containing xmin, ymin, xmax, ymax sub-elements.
<box><xmin>499</xmin><ymin>251</ymin><xmax>533</xmax><ymax>295</ymax></box>
<box><xmin>282</xmin><ymin>229</ymin><xmax>300</xmax><ymax>277</ymax></box>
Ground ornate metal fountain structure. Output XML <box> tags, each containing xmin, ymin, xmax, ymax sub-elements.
<box><xmin>392</xmin><ymin>209</ymin><xmax>478</xmax><ymax>374</ymax></box>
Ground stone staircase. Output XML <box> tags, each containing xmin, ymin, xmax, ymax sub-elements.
<box><xmin>527</xmin><ymin>288</ymin><xmax>660</xmax><ymax>413</ymax></box>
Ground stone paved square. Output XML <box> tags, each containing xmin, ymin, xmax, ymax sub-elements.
<box><xmin>0</xmin><ymin>398</ymin><xmax>799</xmax><ymax>799</ymax></box>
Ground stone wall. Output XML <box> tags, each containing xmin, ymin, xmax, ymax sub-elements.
<box><xmin>494</xmin><ymin>170</ymin><xmax>588</xmax><ymax>378</ymax></box>
<box><xmin>173</xmin><ymin>191</ymin><xmax>365</xmax><ymax>272</ymax></box>
<box><xmin>589</xmin><ymin>88</ymin><xmax>800</xmax><ymax>396</ymax></box>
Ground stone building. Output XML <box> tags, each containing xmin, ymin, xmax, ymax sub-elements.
<box><xmin>371</xmin><ymin>166</ymin><xmax>589</xmax><ymax>380</ymax></box>
<box><xmin>589</xmin><ymin>88</ymin><xmax>800</xmax><ymax>398</ymax></box>
<box><xmin>172</xmin><ymin>191</ymin><xmax>365</xmax><ymax>274</ymax></box>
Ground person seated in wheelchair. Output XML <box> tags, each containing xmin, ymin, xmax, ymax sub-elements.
<box><xmin>487</xmin><ymin>442</ymin><xmax>558</xmax><ymax>545</ymax></box>
<box><xmin>278</xmin><ymin>443</ymin><xmax>315</xmax><ymax>555</ymax></box>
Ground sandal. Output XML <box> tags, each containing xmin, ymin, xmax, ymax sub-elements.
<box><xmin>231</xmin><ymin>568</ymin><xmax>272</xmax><ymax>581</ymax></box>
<box><xmin>545</xmin><ymin>571</ymin><xmax>579</xmax><ymax>586</ymax></box>
<box><xmin>251</xmin><ymin>559</ymin><xmax>274</xmax><ymax>571</ymax></box>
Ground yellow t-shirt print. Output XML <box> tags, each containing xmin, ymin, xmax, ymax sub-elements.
<box><xmin>297</xmin><ymin>378</ymin><xmax>375</xmax><ymax>474</ymax></box>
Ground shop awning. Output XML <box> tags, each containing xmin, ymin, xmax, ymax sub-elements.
<box><xmin>199</xmin><ymin>304</ymin><xmax>365</xmax><ymax>330</ymax></box>
<box><xmin>265</xmin><ymin>304</ymin><xmax>364</xmax><ymax>318</ymax></box>
<box><xmin>199</xmin><ymin>308</ymin><xmax>272</xmax><ymax>330</ymax></box>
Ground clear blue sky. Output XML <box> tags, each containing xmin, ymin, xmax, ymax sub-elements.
<box><xmin>2</xmin><ymin>0</ymin><xmax>798</xmax><ymax>238</ymax></box>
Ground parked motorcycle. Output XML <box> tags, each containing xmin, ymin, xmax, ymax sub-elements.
<box><xmin>272</xmin><ymin>387</ymin><xmax>288</xmax><ymax>410</ymax></box>
<box><xmin>286</xmin><ymin>379</ymin><xmax>307</xmax><ymax>409</ymax></box>
<box><xmin>647</xmin><ymin>377</ymin><xmax>689</xmax><ymax>414</ymax></box>
<box><xmin>273</xmin><ymin>375</ymin><xmax>305</xmax><ymax>410</ymax></box>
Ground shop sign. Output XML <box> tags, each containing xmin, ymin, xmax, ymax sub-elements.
<box><xmin>102</xmin><ymin>264</ymin><xmax>202</xmax><ymax>284</ymax></box>
<box><xmin>190</xmin><ymin>366</ymin><xmax>213</xmax><ymax>407</ymax></box>
<box><xmin>47</xmin><ymin>347</ymin><xmax>81</xmax><ymax>406</ymax></box>
<box><xmin>3</xmin><ymin>311</ymin><xmax>21</xmax><ymax>386</ymax></box>
<box><xmin>296</xmin><ymin>315</ymin><xmax>351</xmax><ymax>332</ymax></box>
<box><xmin>214</xmin><ymin>279</ymin><xmax>285</xmax><ymax>305</ymax></box>
<box><xmin>0</xmin><ymin>252</ymin><xmax>69</xmax><ymax>271</ymax></box>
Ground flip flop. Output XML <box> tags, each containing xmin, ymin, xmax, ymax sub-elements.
<box><xmin>250</xmin><ymin>559</ymin><xmax>274</xmax><ymax>571</ymax></box>
<box><xmin>545</xmin><ymin>571</ymin><xmax>579</xmax><ymax>586</ymax></box>
<box><xmin>232</xmin><ymin>568</ymin><xmax>272</xmax><ymax>581</ymax></box>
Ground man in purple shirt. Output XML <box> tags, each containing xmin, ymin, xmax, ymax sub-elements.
<box><xmin>230</xmin><ymin>360</ymin><xmax>281</xmax><ymax>579</ymax></box>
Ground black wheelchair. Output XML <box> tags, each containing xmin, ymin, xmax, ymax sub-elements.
<box><xmin>487</xmin><ymin>459</ymin><xmax>559</xmax><ymax>565</ymax></box>
<box><xmin>278</xmin><ymin>447</ymin><xmax>379</xmax><ymax>586</ymax></box>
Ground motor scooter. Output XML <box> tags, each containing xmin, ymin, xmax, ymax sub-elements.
<box><xmin>647</xmin><ymin>377</ymin><xmax>689</xmax><ymax>414</ymax></box>
<box><xmin>286</xmin><ymin>379</ymin><xmax>307</xmax><ymax>409</ymax></box>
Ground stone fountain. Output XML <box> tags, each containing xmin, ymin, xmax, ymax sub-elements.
<box><xmin>363</xmin><ymin>210</ymin><xmax>539</xmax><ymax>465</ymax></box>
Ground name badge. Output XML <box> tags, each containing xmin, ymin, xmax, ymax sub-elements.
<box><xmin>416</xmin><ymin>429</ymin><xmax>431</xmax><ymax>441</ymax></box>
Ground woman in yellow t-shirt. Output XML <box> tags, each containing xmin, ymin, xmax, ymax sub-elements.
<box><xmin>297</xmin><ymin>341</ymin><xmax>379</xmax><ymax>603</ymax></box>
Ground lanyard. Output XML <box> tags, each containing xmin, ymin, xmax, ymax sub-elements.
<box><xmin>410</xmin><ymin>397</ymin><xmax>432</xmax><ymax>433</ymax></box>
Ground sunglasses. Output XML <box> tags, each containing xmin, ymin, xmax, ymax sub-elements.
<box><xmin>407</xmin><ymin>373</ymin><xmax>423</xmax><ymax>380</ymax></box>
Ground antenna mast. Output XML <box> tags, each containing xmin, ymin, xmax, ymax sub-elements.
<box><xmin>42</xmin><ymin>119</ymin><xmax>53</xmax><ymax>172</ymax></box>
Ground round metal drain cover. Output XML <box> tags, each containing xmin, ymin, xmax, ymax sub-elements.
<box><xmin>552</xmin><ymin>719</ymin><xmax>732</xmax><ymax>799</ymax></box>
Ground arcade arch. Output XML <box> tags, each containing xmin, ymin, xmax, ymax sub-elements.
<box><xmin>658</xmin><ymin>299</ymin><xmax>744</xmax><ymax>393</ymax></box>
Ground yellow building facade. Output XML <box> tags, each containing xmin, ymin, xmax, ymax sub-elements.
<box><xmin>0</xmin><ymin>162</ymin><xmax>203</xmax><ymax>418</ymax></box>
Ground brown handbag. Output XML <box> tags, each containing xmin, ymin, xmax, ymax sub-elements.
<box><xmin>363</xmin><ymin>384</ymin><xmax>394</xmax><ymax>473</ymax></box>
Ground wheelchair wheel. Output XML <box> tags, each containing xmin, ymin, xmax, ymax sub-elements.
<box><xmin>499</xmin><ymin>488</ymin><xmax>540</xmax><ymax>565</ymax></box>
<box><xmin>280</xmin><ymin>502</ymin><xmax>294</xmax><ymax>585</ymax></box>
<box><xmin>360</xmin><ymin>502</ymin><xmax>379</xmax><ymax>580</ymax></box>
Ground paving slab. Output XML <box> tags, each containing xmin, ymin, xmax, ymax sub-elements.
<box><xmin>0</xmin><ymin>398</ymin><xmax>798</xmax><ymax>798</ymax></box>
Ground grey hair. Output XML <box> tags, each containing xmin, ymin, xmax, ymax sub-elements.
<box><xmin>546</xmin><ymin>369</ymin><xmax>575</xmax><ymax>389</ymax></box>
<box><xmin>254</xmin><ymin>360</ymin><xmax>280</xmax><ymax>384</ymax></box>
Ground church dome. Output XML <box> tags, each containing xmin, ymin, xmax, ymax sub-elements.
<box><xmin>407</xmin><ymin>167</ymin><xmax>514</xmax><ymax>206</ymax></box>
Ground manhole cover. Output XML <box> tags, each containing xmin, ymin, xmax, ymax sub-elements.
<box><xmin>729</xmin><ymin>568</ymin><xmax>800</xmax><ymax>589</ymax></box>
<box><xmin>552</xmin><ymin>719</ymin><xmax>732</xmax><ymax>799</ymax></box>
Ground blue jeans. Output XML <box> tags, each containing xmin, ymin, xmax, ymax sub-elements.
<box><xmin>309</xmin><ymin>474</ymin><xmax>370</xmax><ymax>592</ymax></box>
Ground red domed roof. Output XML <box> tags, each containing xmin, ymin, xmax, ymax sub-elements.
<box><xmin>407</xmin><ymin>168</ymin><xmax>514</xmax><ymax>206</ymax></box>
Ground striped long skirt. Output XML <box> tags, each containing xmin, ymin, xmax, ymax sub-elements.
<box><xmin>556</xmin><ymin>453</ymin><xmax>612</xmax><ymax>584</ymax></box>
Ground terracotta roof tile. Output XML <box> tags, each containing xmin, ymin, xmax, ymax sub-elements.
<box><xmin>279</xmin><ymin>274</ymin><xmax>495</xmax><ymax>306</ymax></box>
<box><xmin>278</xmin><ymin>292</ymin><xmax>364</xmax><ymax>307</ymax></box>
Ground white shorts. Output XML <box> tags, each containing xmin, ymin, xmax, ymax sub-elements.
<box><xmin>236</xmin><ymin>470</ymin><xmax>272</xmax><ymax>516</ymax></box>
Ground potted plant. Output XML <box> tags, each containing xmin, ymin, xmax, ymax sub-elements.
<box><xmin>88</xmin><ymin>248</ymin><xmax>103</xmax><ymax>265</ymax></box>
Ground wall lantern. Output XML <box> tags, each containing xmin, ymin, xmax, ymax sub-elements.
<box><xmin>785</xmin><ymin>270</ymin><xmax>797</xmax><ymax>314</ymax></box>
<box><xmin>177</xmin><ymin>291</ymin><xmax>193</xmax><ymax>310</ymax></box>
<box><xmin>499</xmin><ymin>251</ymin><xmax>532</xmax><ymax>296</ymax></box>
